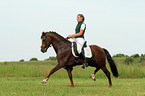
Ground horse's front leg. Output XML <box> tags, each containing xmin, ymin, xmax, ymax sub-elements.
<box><xmin>42</xmin><ymin>62</ymin><xmax>64</xmax><ymax>84</ymax></box>
<box><xmin>66</xmin><ymin>67</ymin><xmax>74</xmax><ymax>87</ymax></box>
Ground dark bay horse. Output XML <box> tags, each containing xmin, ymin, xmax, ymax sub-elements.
<box><xmin>41</xmin><ymin>31</ymin><xmax>118</xmax><ymax>87</ymax></box>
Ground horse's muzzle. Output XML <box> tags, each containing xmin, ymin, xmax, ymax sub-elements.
<box><xmin>41</xmin><ymin>49</ymin><xmax>47</xmax><ymax>53</ymax></box>
<box><xmin>41</xmin><ymin>47</ymin><xmax>47</xmax><ymax>53</ymax></box>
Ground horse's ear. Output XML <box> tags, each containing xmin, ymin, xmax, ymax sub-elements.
<box><xmin>41</xmin><ymin>32</ymin><xmax>45</xmax><ymax>39</ymax></box>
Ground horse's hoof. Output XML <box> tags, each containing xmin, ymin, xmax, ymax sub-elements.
<box><xmin>42</xmin><ymin>81</ymin><xmax>47</xmax><ymax>84</ymax></box>
<box><xmin>91</xmin><ymin>74</ymin><xmax>96</xmax><ymax>81</ymax></box>
<box><xmin>109</xmin><ymin>85</ymin><xmax>112</xmax><ymax>87</ymax></box>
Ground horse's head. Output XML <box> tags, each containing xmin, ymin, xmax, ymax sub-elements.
<box><xmin>41</xmin><ymin>32</ymin><xmax>52</xmax><ymax>53</ymax></box>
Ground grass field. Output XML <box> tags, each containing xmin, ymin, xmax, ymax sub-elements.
<box><xmin>0</xmin><ymin>77</ymin><xmax>145</xmax><ymax>96</ymax></box>
<box><xmin>0</xmin><ymin>57</ymin><xmax>145</xmax><ymax>96</ymax></box>
<box><xmin>0</xmin><ymin>58</ymin><xmax>145</xmax><ymax>79</ymax></box>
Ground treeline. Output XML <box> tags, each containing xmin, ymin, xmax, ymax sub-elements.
<box><xmin>113</xmin><ymin>53</ymin><xmax>145</xmax><ymax>65</ymax></box>
<box><xmin>19</xmin><ymin>56</ymin><xmax>57</xmax><ymax>62</ymax></box>
<box><xmin>112</xmin><ymin>53</ymin><xmax>145</xmax><ymax>58</ymax></box>
<box><xmin>19</xmin><ymin>53</ymin><xmax>145</xmax><ymax>64</ymax></box>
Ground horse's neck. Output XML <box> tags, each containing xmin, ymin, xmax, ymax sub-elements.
<box><xmin>51</xmin><ymin>35</ymin><xmax>70</xmax><ymax>54</ymax></box>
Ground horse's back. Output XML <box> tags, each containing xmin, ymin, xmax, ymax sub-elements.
<box><xmin>90</xmin><ymin>45</ymin><xmax>106</xmax><ymax>60</ymax></box>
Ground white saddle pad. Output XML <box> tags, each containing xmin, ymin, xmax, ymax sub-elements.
<box><xmin>72</xmin><ymin>43</ymin><xmax>92</xmax><ymax>58</ymax></box>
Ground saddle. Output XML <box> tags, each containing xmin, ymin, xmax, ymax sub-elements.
<box><xmin>71</xmin><ymin>41</ymin><xmax>92</xmax><ymax>58</ymax></box>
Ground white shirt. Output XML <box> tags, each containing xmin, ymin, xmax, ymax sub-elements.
<box><xmin>80</xmin><ymin>23</ymin><xmax>86</xmax><ymax>30</ymax></box>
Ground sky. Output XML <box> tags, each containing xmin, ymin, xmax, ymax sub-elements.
<box><xmin>0</xmin><ymin>0</ymin><xmax>145</xmax><ymax>62</ymax></box>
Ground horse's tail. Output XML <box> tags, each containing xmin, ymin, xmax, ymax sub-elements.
<box><xmin>103</xmin><ymin>48</ymin><xmax>119</xmax><ymax>77</ymax></box>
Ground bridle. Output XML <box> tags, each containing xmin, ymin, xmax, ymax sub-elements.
<box><xmin>41</xmin><ymin>35</ymin><xmax>52</xmax><ymax>49</ymax></box>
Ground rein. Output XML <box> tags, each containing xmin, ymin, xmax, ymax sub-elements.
<box><xmin>50</xmin><ymin>39</ymin><xmax>67</xmax><ymax>47</ymax></box>
<box><xmin>43</xmin><ymin>34</ymin><xmax>70</xmax><ymax>48</ymax></box>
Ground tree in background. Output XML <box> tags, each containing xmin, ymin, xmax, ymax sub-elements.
<box><xmin>44</xmin><ymin>56</ymin><xmax>56</xmax><ymax>61</ymax></box>
<box><xmin>30</xmin><ymin>58</ymin><xmax>38</xmax><ymax>61</ymax></box>
<box><xmin>131</xmin><ymin>54</ymin><xmax>140</xmax><ymax>58</ymax></box>
<box><xmin>19</xmin><ymin>59</ymin><xmax>24</xmax><ymax>62</ymax></box>
<box><xmin>113</xmin><ymin>54</ymin><xmax>128</xmax><ymax>57</ymax></box>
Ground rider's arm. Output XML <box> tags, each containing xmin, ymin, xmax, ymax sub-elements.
<box><xmin>68</xmin><ymin>29</ymin><xmax>84</xmax><ymax>38</ymax></box>
<box><xmin>67</xmin><ymin>23</ymin><xmax>85</xmax><ymax>38</ymax></box>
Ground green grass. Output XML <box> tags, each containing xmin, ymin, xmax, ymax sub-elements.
<box><xmin>0</xmin><ymin>77</ymin><xmax>145</xmax><ymax>96</ymax></box>
<box><xmin>0</xmin><ymin>58</ymin><xmax>145</xmax><ymax>96</ymax></box>
<box><xmin>0</xmin><ymin>58</ymin><xmax>145</xmax><ymax>79</ymax></box>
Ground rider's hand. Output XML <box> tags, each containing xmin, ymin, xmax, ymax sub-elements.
<box><xmin>66</xmin><ymin>37</ymin><xmax>70</xmax><ymax>39</ymax></box>
<box><xmin>71</xmin><ymin>35</ymin><xmax>75</xmax><ymax>38</ymax></box>
<box><xmin>67</xmin><ymin>35</ymin><xmax>72</xmax><ymax>39</ymax></box>
<box><xmin>67</xmin><ymin>35</ymin><xmax>75</xmax><ymax>39</ymax></box>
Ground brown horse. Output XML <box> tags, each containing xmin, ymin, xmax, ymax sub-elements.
<box><xmin>41</xmin><ymin>31</ymin><xmax>118</xmax><ymax>87</ymax></box>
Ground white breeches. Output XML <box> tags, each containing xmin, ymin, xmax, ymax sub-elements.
<box><xmin>74</xmin><ymin>38</ymin><xmax>85</xmax><ymax>54</ymax></box>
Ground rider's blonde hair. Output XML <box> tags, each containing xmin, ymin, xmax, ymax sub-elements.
<box><xmin>77</xmin><ymin>14</ymin><xmax>85</xmax><ymax>22</ymax></box>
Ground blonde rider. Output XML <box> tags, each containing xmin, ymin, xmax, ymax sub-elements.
<box><xmin>67</xmin><ymin>14</ymin><xmax>88</xmax><ymax>69</ymax></box>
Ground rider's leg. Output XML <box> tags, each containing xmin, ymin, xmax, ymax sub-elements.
<box><xmin>76</xmin><ymin>38</ymin><xmax>85</xmax><ymax>54</ymax></box>
<box><xmin>75</xmin><ymin>38</ymin><xmax>88</xmax><ymax>69</ymax></box>
<box><xmin>79</xmin><ymin>51</ymin><xmax>88</xmax><ymax>69</ymax></box>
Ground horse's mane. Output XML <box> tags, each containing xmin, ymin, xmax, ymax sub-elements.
<box><xmin>46</xmin><ymin>31</ymin><xmax>71</xmax><ymax>43</ymax></box>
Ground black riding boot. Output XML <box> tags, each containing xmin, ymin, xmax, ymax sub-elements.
<box><xmin>79</xmin><ymin>52</ymin><xmax>88</xmax><ymax>69</ymax></box>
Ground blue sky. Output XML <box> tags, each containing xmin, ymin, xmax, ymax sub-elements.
<box><xmin>0</xmin><ymin>0</ymin><xmax>145</xmax><ymax>61</ymax></box>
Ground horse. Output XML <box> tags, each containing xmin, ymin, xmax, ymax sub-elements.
<box><xmin>41</xmin><ymin>31</ymin><xmax>118</xmax><ymax>87</ymax></box>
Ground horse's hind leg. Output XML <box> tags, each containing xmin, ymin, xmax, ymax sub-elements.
<box><xmin>91</xmin><ymin>66</ymin><xmax>100</xmax><ymax>81</ymax></box>
<box><xmin>101</xmin><ymin>66</ymin><xmax>112</xmax><ymax>87</ymax></box>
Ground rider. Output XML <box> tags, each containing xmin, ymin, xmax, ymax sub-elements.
<box><xmin>67</xmin><ymin>14</ymin><xmax>88</xmax><ymax>69</ymax></box>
